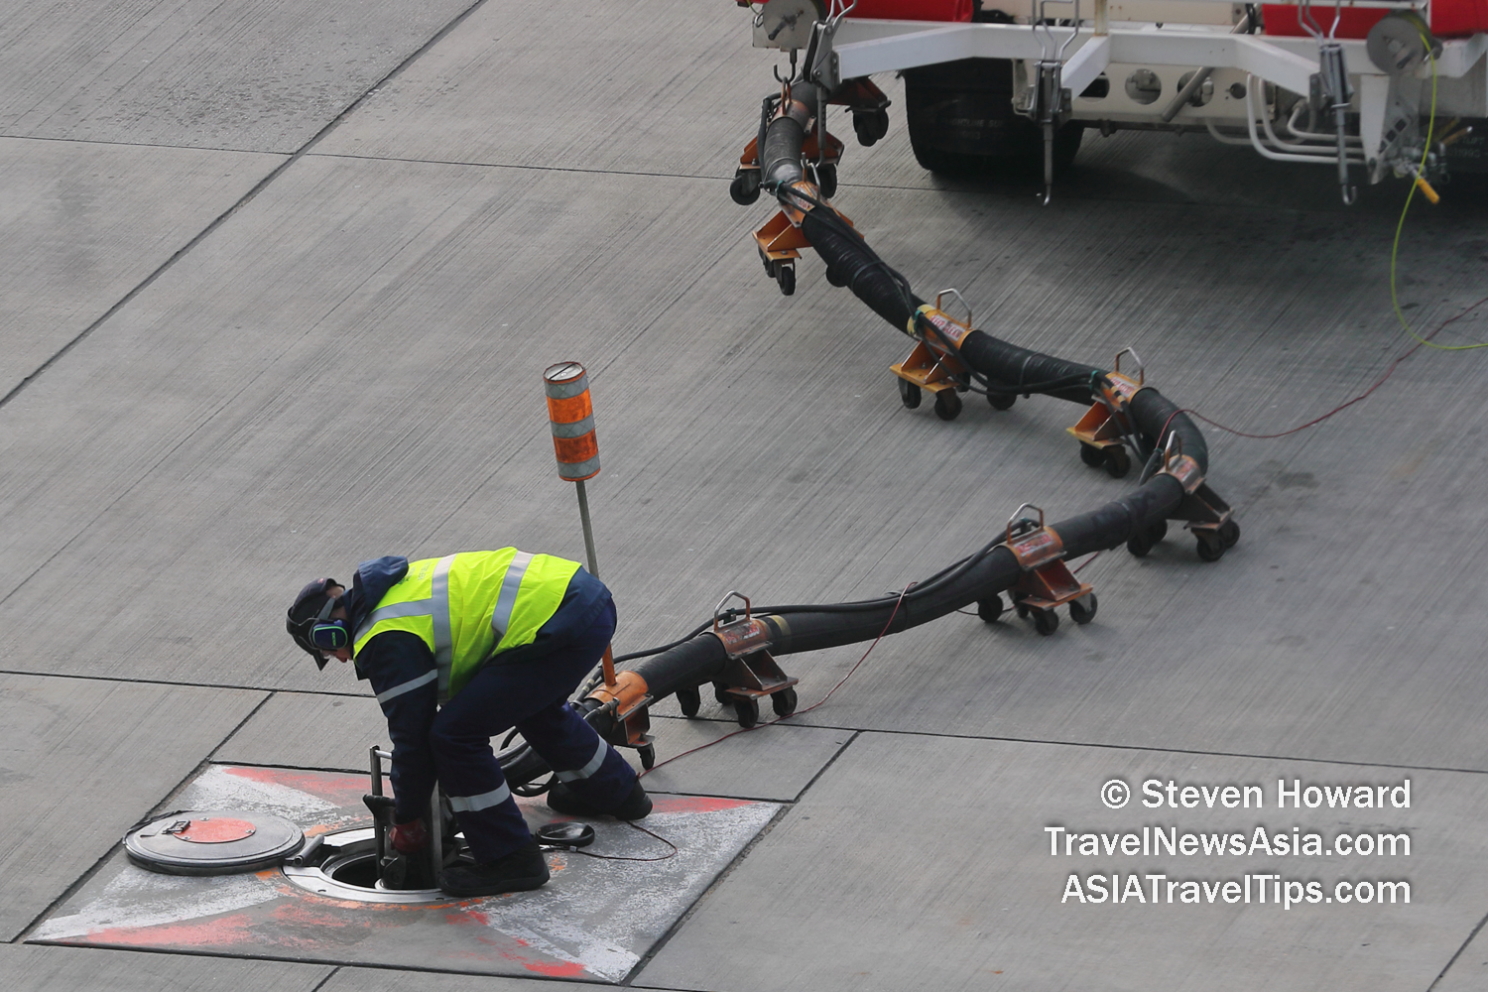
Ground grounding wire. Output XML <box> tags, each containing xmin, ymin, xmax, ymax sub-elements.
<box><xmin>1389</xmin><ymin>35</ymin><xmax>1484</xmax><ymax>350</ymax></box>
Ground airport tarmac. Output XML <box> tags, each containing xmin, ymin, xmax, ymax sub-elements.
<box><xmin>3</xmin><ymin>1</ymin><xmax>1487</xmax><ymax>989</ymax></box>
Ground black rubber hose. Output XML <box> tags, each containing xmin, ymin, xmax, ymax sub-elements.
<box><xmin>763</xmin><ymin>115</ymin><xmax>809</xmax><ymax>189</ymax></box>
<box><xmin>494</xmin><ymin>93</ymin><xmax>1217</xmax><ymax>789</ymax></box>
<box><xmin>958</xmin><ymin>330</ymin><xmax>1102</xmax><ymax>405</ymax></box>
<box><xmin>1130</xmin><ymin>386</ymin><xmax>1207</xmax><ymax>475</ymax></box>
<box><xmin>799</xmin><ymin>210</ymin><xmax>924</xmax><ymax>326</ymax></box>
<box><xmin>497</xmin><ymin>467</ymin><xmax>1193</xmax><ymax>789</ymax></box>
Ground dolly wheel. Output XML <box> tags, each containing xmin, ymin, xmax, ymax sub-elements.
<box><xmin>1104</xmin><ymin>446</ymin><xmax>1131</xmax><ymax>479</ymax></box>
<box><xmin>675</xmin><ymin>686</ymin><xmax>702</xmax><ymax>718</ymax></box>
<box><xmin>730</xmin><ymin>170</ymin><xmax>761</xmax><ymax>206</ymax></box>
<box><xmin>1196</xmin><ymin>531</ymin><xmax>1225</xmax><ymax>562</ymax></box>
<box><xmin>977</xmin><ymin>594</ymin><xmax>1004</xmax><ymax>623</ymax></box>
<box><xmin>987</xmin><ymin>392</ymin><xmax>1016</xmax><ymax>411</ymax></box>
<box><xmin>639</xmin><ymin>744</ymin><xmax>656</xmax><ymax>770</ymax></box>
<box><xmin>898</xmin><ymin>377</ymin><xmax>921</xmax><ymax>409</ymax></box>
<box><xmin>1219</xmin><ymin>518</ymin><xmax>1240</xmax><ymax>549</ymax></box>
<box><xmin>854</xmin><ymin>108</ymin><xmax>890</xmax><ymax>147</ymax></box>
<box><xmin>933</xmin><ymin>388</ymin><xmax>962</xmax><ymax>421</ymax></box>
<box><xmin>1069</xmin><ymin>594</ymin><xmax>1097</xmax><ymax>625</ymax></box>
<box><xmin>713</xmin><ymin>682</ymin><xmax>733</xmax><ymax>705</ymax></box>
<box><xmin>771</xmin><ymin>687</ymin><xmax>798</xmax><ymax>717</ymax></box>
<box><xmin>1015</xmin><ymin>601</ymin><xmax>1030</xmax><ymax>620</ymax></box>
<box><xmin>1033</xmin><ymin>609</ymin><xmax>1059</xmax><ymax>636</ymax></box>
<box><xmin>776</xmin><ymin>264</ymin><xmax>795</xmax><ymax>296</ymax></box>
<box><xmin>825</xmin><ymin>265</ymin><xmax>848</xmax><ymax>287</ymax></box>
<box><xmin>735</xmin><ymin>696</ymin><xmax>761</xmax><ymax>729</ymax></box>
<box><xmin>1079</xmin><ymin>443</ymin><xmax>1105</xmax><ymax>468</ymax></box>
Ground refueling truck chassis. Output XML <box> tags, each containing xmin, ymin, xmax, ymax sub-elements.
<box><xmin>745</xmin><ymin>0</ymin><xmax>1488</xmax><ymax>202</ymax></box>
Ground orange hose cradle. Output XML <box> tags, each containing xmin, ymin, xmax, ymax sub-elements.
<box><xmin>977</xmin><ymin>504</ymin><xmax>1096</xmax><ymax>637</ymax></box>
<box><xmin>892</xmin><ymin>302</ymin><xmax>972</xmax><ymax>396</ymax></box>
<box><xmin>586</xmin><ymin>669</ymin><xmax>656</xmax><ymax>768</ymax></box>
<box><xmin>1067</xmin><ymin>348</ymin><xmax>1145</xmax><ymax>480</ymax></box>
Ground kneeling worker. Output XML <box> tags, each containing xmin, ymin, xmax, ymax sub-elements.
<box><xmin>286</xmin><ymin>549</ymin><xmax>650</xmax><ymax>896</ymax></box>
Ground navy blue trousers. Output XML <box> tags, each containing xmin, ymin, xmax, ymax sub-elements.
<box><xmin>429</xmin><ymin>597</ymin><xmax>636</xmax><ymax>862</ymax></box>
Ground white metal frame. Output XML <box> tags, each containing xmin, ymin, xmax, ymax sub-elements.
<box><xmin>826</xmin><ymin>12</ymin><xmax>1487</xmax><ymax>177</ymax></box>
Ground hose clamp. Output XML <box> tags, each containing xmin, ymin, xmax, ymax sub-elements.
<box><xmin>712</xmin><ymin>591</ymin><xmax>774</xmax><ymax>658</ymax></box>
<box><xmin>1004</xmin><ymin>503</ymin><xmax>1065</xmax><ymax>570</ymax></box>
<box><xmin>1159</xmin><ymin>434</ymin><xmax>1204</xmax><ymax>493</ymax></box>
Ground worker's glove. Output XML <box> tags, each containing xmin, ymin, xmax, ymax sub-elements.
<box><xmin>390</xmin><ymin>818</ymin><xmax>428</xmax><ymax>854</ymax></box>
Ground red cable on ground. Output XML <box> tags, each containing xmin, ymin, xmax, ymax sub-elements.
<box><xmin>638</xmin><ymin>583</ymin><xmax>914</xmax><ymax>778</ymax></box>
<box><xmin>1160</xmin><ymin>296</ymin><xmax>1488</xmax><ymax>443</ymax></box>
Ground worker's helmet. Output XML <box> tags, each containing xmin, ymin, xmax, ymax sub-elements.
<box><xmin>286</xmin><ymin>577</ymin><xmax>347</xmax><ymax>670</ymax></box>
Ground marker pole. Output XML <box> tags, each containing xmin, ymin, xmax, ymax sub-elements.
<box><xmin>543</xmin><ymin>361</ymin><xmax>615</xmax><ymax>689</ymax></box>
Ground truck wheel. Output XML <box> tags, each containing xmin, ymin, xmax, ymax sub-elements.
<box><xmin>903</xmin><ymin>57</ymin><xmax>1082</xmax><ymax>179</ymax></box>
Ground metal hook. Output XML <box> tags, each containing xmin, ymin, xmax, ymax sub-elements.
<box><xmin>1006</xmin><ymin>503</ymin><xmax>1046</xmax><ymax>543</ymax></box>
<box><xmin>827</xmin><ymin>0</ymin><xmax>860</xmax><ymax>28</ymax></box>
<box><xmin>1113</xmin><ymin>347</ymin><xmax>1145</xmax><ymax>385</ymax></box>
<box><xmin>713</xmin><ymin>591</ymin><xmax>754</xmax><ymax>630</ymax></box>
<box><xmin>773</xmin><ymin>48</ymin><xmax>800</xmax><ymax>84</ymax></box>
<box><xmin>1162</xmin><ymin>431</ymin><xmax>1184</xmax><ymax>470</ymax></box>
<box><xmin>934</xmin><ymin>288</ymin><xmax>973</xmax><ymax>329</ymax></box>
<box><xmin>1033</xmin><ymin>0</ymin><xmax>1082</xmax><ymax>60</ymax></box>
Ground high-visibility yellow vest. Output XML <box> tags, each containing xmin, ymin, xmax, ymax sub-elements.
<box><xmin>353</xmin><ymin>550</ymin><xmax>580</xmax><ymax>700</ymax></box>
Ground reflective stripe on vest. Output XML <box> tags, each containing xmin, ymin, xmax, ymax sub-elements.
<box><xmin>354</xmin><ymin>554</ymin><xmax>461</xmax><ymax>699</ymax></box>
<box><xmin>431</xmin><ymin>554</ymin><xmax>455</xmax><ymax>697</ymax></box>
<box><xmin>375</xmin><ymin>669</ymin><xmax>438</xmax><ymax>704</ymax></box>
<box><xmin>491</xmin><ymin>552</ymin><xmax>533</xmax><ymax>648</ymax></box>
<box><xmin>353</xmin><ymin>550</ymin><xmax>579</xmax><ymax>701</ymax></box>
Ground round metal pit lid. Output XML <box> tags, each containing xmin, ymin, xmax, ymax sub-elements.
<box><xmin>125</xmin><ymin>810</ymin><xmax>305</xmax><ymax>876</ymax></box>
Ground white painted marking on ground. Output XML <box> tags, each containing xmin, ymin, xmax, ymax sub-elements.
<box><xmin>175</xmin><ymin>765</ymin><xmax>336</xmax><ymax>817</ymax></box>
<box><xmin>32</xmin><ymin>866</ymin><xmax>280</xmax><ymax>940</ymax></box>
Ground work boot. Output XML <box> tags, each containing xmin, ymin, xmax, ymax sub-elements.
<box><xmin>546</xmin><ymin>779</ymin><xmax>652</xmax><ymax>820</ymax></box>
<box><xmin>438</xmin><ymin>841</ymin><xmax>549</xmax><ymax>897</ymax></box>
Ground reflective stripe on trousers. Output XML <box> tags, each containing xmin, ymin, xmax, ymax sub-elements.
<box><xmin>554</xmin><ymin>739</ymin><xmax>607</xmax><ymax>783</ymax></box>
<box><xmin>447</xmin><ymin>782</ymin><xmax>512</xmax><ymax>813</ymax></box>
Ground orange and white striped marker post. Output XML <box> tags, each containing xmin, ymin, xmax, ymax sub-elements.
<box><xmin>543</xmin><ymin>361</ymin><xmax>616</xmax><ymax>688</ymax></box>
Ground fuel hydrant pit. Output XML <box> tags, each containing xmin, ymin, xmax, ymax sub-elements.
<box><xmin>32</xmin><ymin>764</ymin><xmax>781</xmax><ymax>981</ymax></box>
<box><xmin>282</xmin><ymin>827</ymin><xmax>466</xmax><ymax>905</ymax></box>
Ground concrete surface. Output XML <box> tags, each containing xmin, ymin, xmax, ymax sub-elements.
<box><xmin>0</xmin><ymin>0</ymin><xmax>477</xmax><ymax>151</ymax></box>
<box><xmin>212</xmin><ymin>691</ymin><xmax>389</xmax><ymax>771</ymax></box>
<box><xmin>640</xmin><ymin>734</ymin><xmax>1479</xmax><ymax>992</ymax></box>
<box><xmin>0</xmin><ymin>675</ymin><xmax>264</xmax><ymax>943</ymax></box>
<box><xmin>0</xmin><ymin>943</ymin><xmax>329</xmax><ymax>992</ymax></box>
<box><xmin>0</xmin><ymin>137</ymin><xmax>282</xmax><ymax>396</ymax></box>
<box><xmin>322</xmin><ymin>967</ymin><xmax>617</xmax><ymax>992</ymax></box>
<box><xmin>3</xmin><ymin>0</ymin><xmax>1488</xmax><ymax>988</ymax></box>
